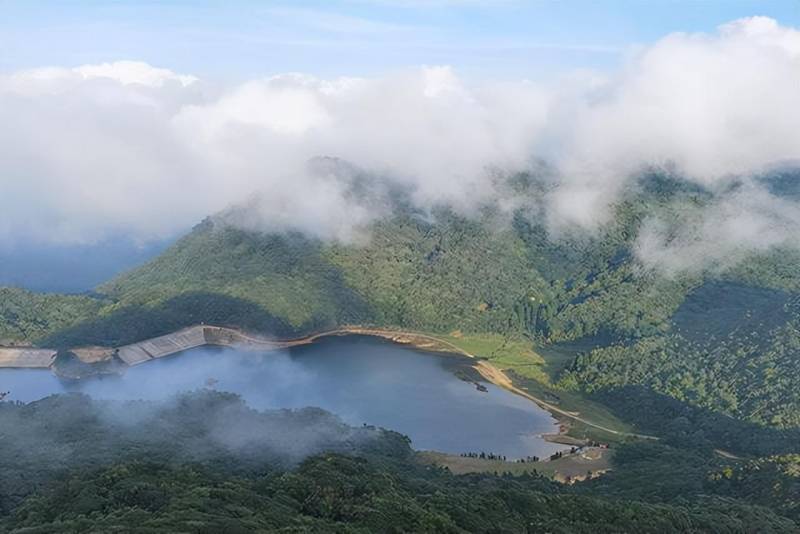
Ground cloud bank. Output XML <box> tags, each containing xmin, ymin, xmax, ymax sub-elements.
<box><xmin>0</xmin><ymin>17</ymin><xmax>799</xmax><ymax>273</ymax></box>
<box><xmin>634</xmin><ymin>180</ymin><xmax>800</xmax><ymax>274</ymax></box>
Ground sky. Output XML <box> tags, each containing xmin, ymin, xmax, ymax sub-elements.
<box><xmin>1</xmin><ymin>1</ymin><xmax>797</xmax><ymax>81</ymax></box>
<box><xmin>0</xmin><ymin>1</ymin><xmax>799</xmax><ymax>281</ymax></box>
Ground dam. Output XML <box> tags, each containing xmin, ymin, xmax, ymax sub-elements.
<box><xmin>0</xmin><ymin>325</ymin><xmax>463</xmax><ymax>370</ymax></box>
<box><xmin>0</xmin><ymin>325</ymin><xmax>289</xmax><ymax>369</ymax></box>
<box><xmin>0</xmin><ymin>347</ymin><xmax>57</xmax><ymax>368</ymax></box>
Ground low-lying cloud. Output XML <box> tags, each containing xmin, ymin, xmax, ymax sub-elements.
<box><xmin>0</xmin><ymin>16</ymin><xmax>798</xmax><ymax>273</ymax></box>
<box><xmin>634</xmin><ymin>180</ymin><xmax>800</xmax><ymax>274</ymax></box>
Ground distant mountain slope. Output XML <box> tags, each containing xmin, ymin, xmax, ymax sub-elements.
<box><xmin>0</xmin><ymin>287</ymin><xmax>105</xmax><ymax>345</ymax></box>
<box><xmin>88</xmin><ymin>175</ymin><xmax>713</xmax><ymax>347</ymax></box>
<box><xmin>87</xmin><ymin>208</ymin><xmax>551</xmax><ymax>343</ymax></box>
<box><xmin>0</xmin><ymin>237</ymin><xmax>170</xmax><ymax>293</ymax></box>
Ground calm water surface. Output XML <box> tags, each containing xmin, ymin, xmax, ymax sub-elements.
<box><xmin>0</xmin><ymin>336</ymin><xmax>565</xmax><ymax>458</ymax></box>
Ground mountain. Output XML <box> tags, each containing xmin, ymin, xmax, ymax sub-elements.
<box><xmin>6</xmin><ymin>172</ymin><xmax>798</xmax><ymax>430</ymax></box>
<box><xmin>2</xmin><ymin>171</ymin><xmax>800</xmax><ymax>529</ymax></box>
<box><xmin>1</xmin><ymin>173</ymin><xmax>799</xmax><ymax>429</ymax></box>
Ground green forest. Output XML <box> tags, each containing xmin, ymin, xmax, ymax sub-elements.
<box><xmin>1</xmin><ymin>392</ymin><xmax>797</xmax><ymax>533</ymax></box>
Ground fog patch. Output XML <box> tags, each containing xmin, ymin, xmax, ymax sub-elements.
<box><xmin>634</xmin><ymin>180</ymin><xmax>800</xmax><ymax>275</ymax></box>
<box><xmin>81</xmin><ymin>347</ymin><xmax>320</xmax><ymax>410</ymax></box>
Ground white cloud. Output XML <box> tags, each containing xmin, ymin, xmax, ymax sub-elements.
<box><xmin>634</xmin><ymin>182</ymin><xmax>800</xmax><ymax>274</ymax></box>
<box><xmin>0</xmin><ymin>16</ymin><xmax>798</xmax><ymax>268</ymax></box>
<box><xmin>545</xmin><ymin>16</ymin><xmax>800</xmax><ymax>227</ymax></box>
<box><xmin>73</xmin><ymin>60</ymin><xmax>198</xmax><ymax>87</ymax></box>
<box><xmin>0</xmin><ymin>63</ymin><xmax>548</xmax><ymax>244</ymax></box>
<box><xmin>11</xmin><ymin>61</ymin><xmax>198</xmax><ymax>90</ymax></box>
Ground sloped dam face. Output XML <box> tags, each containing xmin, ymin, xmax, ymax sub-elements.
<box><xmin>0</xmin><ymin>335</ymin><xmax>565</xmax><ymax>459</ymax></box>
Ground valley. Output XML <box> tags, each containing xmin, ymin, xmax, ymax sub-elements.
<box><xmin>1</xmin><ymin>322</ymin><xmax>644</xmax><ymax>443</ymax></box>
<box><xmin>2</xmin><ymin>175</ymin><xmax>800</xmax><ymax>530</ymax></box>
<box><xmin>3</xmin><ymin>5</ymin><xmax>800</xmax><ymax>531</ymax></box>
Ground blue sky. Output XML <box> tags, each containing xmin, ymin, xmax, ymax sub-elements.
<box><xmin>1</xmin><ymin>0</ymin><xmax>797</xmax><ymax>80</ymax></box>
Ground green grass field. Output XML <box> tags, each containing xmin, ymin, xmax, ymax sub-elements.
<box><xmin>441</xmin><ymin>332</ymin><xmax>550</xmax><ymax>382</ymax></box>
<box><xmin>434</xmin><ymin>331</ymin><xmax>634</xmax><ymax>442</ymax></box>
<box><xmin>418</xmin><ymin>448</ymin><xmax>613</xmax><ymax>481</ymax></box>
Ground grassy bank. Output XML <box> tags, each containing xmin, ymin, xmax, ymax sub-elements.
<box><xmin>418</xmin><ymin>448</ymin><xmax>613</xmax><ymax>482</ymax></box>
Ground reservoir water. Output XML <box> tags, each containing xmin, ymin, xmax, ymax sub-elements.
<box><xmin>0</xmin><ymin>335</ymin><xmax>565</xmax><ymax>458</ymax></box>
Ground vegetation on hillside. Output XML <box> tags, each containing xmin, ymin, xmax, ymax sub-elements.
<box><xmin>0</xmin><ymin>287</ymin><xmax>104</xmax><ymax>345</ymax></box>
<box><xmin>2</xmin><ymin>171</ymin><xmax>800</xmax><ymax>452</ymax></box>
<box><xmin>561</xmin><ymin>285</ymin><xmax>800</xmax><ymax>428</ymax></box>
<box><xmin>1</xmin><ymin>392</ymin><xmax>797</xmax><ymax>533</ymax></box>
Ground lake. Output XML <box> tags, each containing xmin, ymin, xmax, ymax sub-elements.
<box><xmin>0</xmin><ymin>335</ymin><xmax>565</xmax><ymax>458</ymax></box>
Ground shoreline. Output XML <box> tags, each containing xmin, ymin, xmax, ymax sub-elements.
<box><xmin>416</xmin><ymin>447</ymin><xmax>612</xmax><ymax>483</ymax></box>
<box><xmin>0</xmin><ymin>324</ymin><xmax>654</xmax><ymax>441</ymax></box>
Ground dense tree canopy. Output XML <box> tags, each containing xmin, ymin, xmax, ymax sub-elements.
<box><xmin>1</xmin><ymin>392</ymin><xmax>797</xmax><ymax>533</ymax></box>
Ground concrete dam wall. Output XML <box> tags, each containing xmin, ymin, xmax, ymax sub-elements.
<box><xmin>0</xmin><ymin>325</ymin><xmax>414</xmax><ymax>370</ymax></box>
<box><xmin>116</xmin><ymin>326</ymin><xmax>286</xmax><ymax>366</ymax></box>
<box><xmin>117</xmin><ymin>326</ymin><xmax>208</xmax><ymax>365</ymax></box>
<box><xmin>0</xmin><ymin>348</ymin><xmax>57</xmax><ymax>368</ymax></box>
<box><xmin>0</xmin><ymin>326</ymin><xmax>286</xmax><ymax>369</ymax></box>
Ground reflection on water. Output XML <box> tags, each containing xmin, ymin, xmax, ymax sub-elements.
<box><xmin>0</xmin><ymin>335</ymin><xmax>565</xmax><ymax>458</ymax></box>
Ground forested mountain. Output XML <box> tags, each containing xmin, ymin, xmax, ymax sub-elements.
<box><xmin>4</xmin><ymin>171</ymin><xmax>800</xmax><ymax>430</ymax></box>
<box><xmin>3</xmin><ymin>171</ymin><xmax>800</xmax><ymax>530</ymax></box>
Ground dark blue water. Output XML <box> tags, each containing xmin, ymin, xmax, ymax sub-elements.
<box><xmin>0</xmin><ymin>336</ymin><xmax>565</xmax><ymax>458</ymax></box>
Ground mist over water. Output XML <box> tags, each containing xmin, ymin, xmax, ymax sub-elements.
<box><xmin>0</xmin><ymin>336</ymin><xmax>565</xmax><ymax>458</ymax></box>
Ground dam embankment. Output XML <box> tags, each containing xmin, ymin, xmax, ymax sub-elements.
<box><xmin>0</xmin><ymin>326</ymin><xmax>286</xmax><ymax>369</ymax></box>
<box><xmin>0</xmin><ymin>325</ymin><xmax>441</xmax><ymax>370</ymax></box>
<box><xmin>0</xmin><ymin>347</ymin><xmax>57</xmax><ymax>368</ymax></box>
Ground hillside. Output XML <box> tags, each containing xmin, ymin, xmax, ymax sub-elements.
<box><xmin>2</xmin><ymin>173</ymin><xmax>800</xmax><ymax>530</ymax></box>
<box><xmin>3</xmin><ymin>173</ymin><xmax>800</xmax><ymax>432</ymax></box>
<box><xmin>1</xmin><ymin>392</ymin><xmax>797</xmax><ymax>533</ymax></box>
